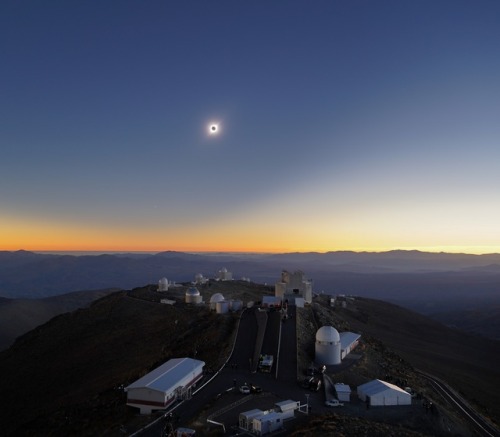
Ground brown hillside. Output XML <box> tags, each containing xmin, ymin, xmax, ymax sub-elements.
<box><xmin>0</xmin><ymin>288</ymin><xmax>120</xmax><ymax>351</ymax></box>
<box><xmin>0</xmin><ymin>281</ymin><xmax>266</xmax><ymax>436</ymax></box>
<box><xmin>0</xmin><ymin>283</ymin><xmax>498</xmax><ymax>435</ymax></box>
<box><xmin>316</xmin><ymin>295</ymin><xmax>500</xmax><ymax>425</ymax></box>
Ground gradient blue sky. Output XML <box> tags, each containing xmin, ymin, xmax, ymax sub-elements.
<box><xmin>2</xmin><ymin>1</ymin><xmax>500</xmax><ymax>253</ymax></box>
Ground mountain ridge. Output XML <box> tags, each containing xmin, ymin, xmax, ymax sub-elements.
<box><xmin>2</xmin><ymin>249</ymin><xmax>500</xmax><ymax>299</ymax></box>
<box><xmin>0</xmin><ymin>283</ymin><xmax>498</xmax><ymax>435</ymax></box>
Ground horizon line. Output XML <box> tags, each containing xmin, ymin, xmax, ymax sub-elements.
<box><xmin>5</xmin><ymin>248</ymin><xmax>500</xmax><ymax>256</ymax></box>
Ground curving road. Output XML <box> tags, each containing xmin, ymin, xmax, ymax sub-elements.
<box><xmin>416</xmin><ymin>370</ymin><xmax>500</xmax><ymax>437</ymax></box>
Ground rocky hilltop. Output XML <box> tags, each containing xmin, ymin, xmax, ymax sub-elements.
<box><xmin>0</xmin><ymin>280</ymin><xmax>498</xmax><ymax>436</ymax></box>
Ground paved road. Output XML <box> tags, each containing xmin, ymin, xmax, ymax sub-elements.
<box><xmin>416</xmin><ymin>370</ymin><xmax>500</xmax><ymax>437</ymax></box>
<box><xmin>136</xmin><ymin>306</ymin><xmax>311</xmax><ymax>436</ymax></box>
<box><xmin>277</xmin><ymin>306</ymin><xmax>297</xmax><ymax>382</ymax></box>
<box><xmin>135</xmin><ymin>306</ymin><xmax>500</xmax><ymax>437</ymax></box>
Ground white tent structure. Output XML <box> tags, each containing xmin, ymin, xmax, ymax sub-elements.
<box><xmin>357</xmin><ymin>379</ymin><xmax>411</xmax><ymax>406</ymax></box>
<box><xmin>125</xmin><ymin>357</ymin><xmax>204</xmax><ymax>414</ymax></box>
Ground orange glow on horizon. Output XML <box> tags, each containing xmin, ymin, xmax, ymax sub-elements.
<box><xmin>2</xmin><ymin>216</ymin><xmax>499</xmax><ymax>255</ymax></box>
<box><xmin>2</xmin><ymin>240</ymin><xmax>500</xmax><ymax>255</ymax></box>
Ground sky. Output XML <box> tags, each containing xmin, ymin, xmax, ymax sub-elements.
<box><xmin>1</xmin><ymin>1</ymin><xmax>500</xmax><ymax>254</ymax></box>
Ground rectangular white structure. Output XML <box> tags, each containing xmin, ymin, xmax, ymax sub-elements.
<box><xmin>339</xmin><ymin>331</ymin><xmax>361</xmax><ymax>359</ymax></box>
<box><xmin>357</xmin><ymin>379</ymin><xmax>411</xmax><ymax>406</ymax></box>
<box><xmin>253</xmin><ymin>411</ymin><xmax>283</xmax><ymax>435</ymax></box>
<box><xmin>274</xmin><ymin>400</ymin><xmax>299</xmax><ymax>420</ymax></box>
<box><xmin>334</xmin><ymin>383</ymin><xmax>352</xmax><ymax>402</ymax></box>
<box><xmin>125</xmin><ymin>357</ymin><xmax>204</xmax><ymax>414</ymax></box>
<box><xmin>239</xmin><ymin>409</ymin><xmax>264</xmax><ymax>431</ymax></box>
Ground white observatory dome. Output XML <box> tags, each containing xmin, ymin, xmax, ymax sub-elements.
<box><xmin>316</xmin><ymin>326</ymin><xmax>340</xmax><ymax>343</ymax></box>
<box><xmin>210</xmin><ymin>293</ymin><xmax>225</xmax><ymax>303</ymax></box>
<box><xmin>186</xmin><ymin>287</ymin><xmax>200</xmax><ymax>296</ymax></box>
<box><xmin>209</xmin><ymin>292</ymin><xmax>225</xmax><ymax>310</ymax></box>
<box><xmin>158</xmin><ymin>277</ymin><xmax>169</xmax><ymax>292</ymax></box>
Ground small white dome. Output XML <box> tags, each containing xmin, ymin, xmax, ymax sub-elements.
<box><xmin>186</xmin><ymin>287</ymin><xmax>200</xmax><ymax>296</ymax></box>
<box><xmin>159</xmin><ymin>277</ymin><xmax>168</xmax><ymax>285</ymax></box>
<box><xmin>210</xmin><ymin>293</ymin><xmax>225</xmax><ymax>303</ymax></box>
<box><xmin>316</xmin><ymin>326</ymin><xmax>340</xmax><ymax>343</ymax></box>
<box><xmin>220</xmin><ymin>267</ymin><xmax>228</xmax><ymax>273</ymax></box>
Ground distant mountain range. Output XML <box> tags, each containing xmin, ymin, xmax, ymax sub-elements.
<box><xmin>1</xmin><ymin>248</ymin><xmax>499</xmax><ymax>288</ymax></box>
<box><xmin>1</xmin><ymin>248</ymin><xmax>499</xmax><ymax>320</ymax></box>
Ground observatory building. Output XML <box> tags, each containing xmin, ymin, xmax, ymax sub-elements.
<box><xmin>158</xmin><ymin>277</ymin><xmax>169</xmax><ymax>292</ymax></box>
<box><xmin>209</xmin><ymin>293</ymin><xmax>225</xmax><ymax>310</ymax></box>
<box><xmin>275</xmin><ymin>270</ymin><xmax>313</xmax><ymax>303</ymax></box>
<box><xmin>194</xmin><ymin>273</ymin><xmax>208</xmax><ymax>285</ymax></box>
<box><xmin>315</xmin><ymin>326</ymin><xmax>361</xmax><ymax>365</ymax></box>
<box><xmin>315</xmin><ymin>326</ymin><xmax>341</xmax><ymax>365</ymax></box>
<box><xmin>185</xmin><ymin>286</ymin><xmax>202</xmax><ymax>304</ymax></box>
<box><xmin>217</xmin><ymin>267</ymin><xmax>233</xmax><ymax>281</ymax></box>
<box><xmin>125</xmin><ymin>357</ymin><xmax>205</xmax><ymax>414</ymax></box>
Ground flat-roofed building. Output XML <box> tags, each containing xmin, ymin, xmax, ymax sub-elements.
<box><xmin>125</xmin><ymin>357</ymin><xmax>204</xmax><ymax>414</ymax></box>
<box><xmin>253</xmin><ymin>411</ymin><xmax>283</xmax><ymax>435</ymax></box>
<box><xmin>239</xmin><ymin>409</ymin><xmax>263</xmax><ymax>432</ymax></box>
<box><xmin>274</xmin><ymin>400</ymin><xmax>300</xmax><ymax>420</ymax></box>
<box><xmin>334</xmin><ymin>383</ymin><xmax>352</xmax><ymax>402</ymax></box>
<box><xmin>340</xmin><ymin>332</ymin><xmax>361</xmax><ymax>359</ymax></box>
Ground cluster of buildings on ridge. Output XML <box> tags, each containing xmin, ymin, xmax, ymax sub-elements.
<box><xmin>157</xmin><ymin>267</ymin><xmax>238</xmax><ymax>293</ymax></box>
<box><xmin>158</xmin><ymin>268</ymin><xmax>314</xmax><ymax>312</ymax></box>
<box><xmin>124</xmin><ymin>268</ymin><xmax>412</xmax><ymax>434</ymax></box>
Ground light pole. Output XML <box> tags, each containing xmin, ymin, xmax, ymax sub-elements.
<box><xmin>305</xmin><ymin>393</ymin><xmax>310</xmax><ymax>415</ymax></box>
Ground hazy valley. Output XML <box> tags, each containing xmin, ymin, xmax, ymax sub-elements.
<box><xmin>1</xmin><ymin>250</ymin><xmax>499</xmax><ymax>347</ymax></box>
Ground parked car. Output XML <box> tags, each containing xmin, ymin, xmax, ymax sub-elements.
<box><xmin>250</xmin><ymin>384</ymin><xmax>262</xmax><ymax>393</ymax></box>
<box><xmin>325</xmin><ymin>399</ymin><xmax>344</xmax><ymax>407</ymax></box>
<box><xmin>239</xmin><ymin>385</ymin><xmax>250</xmax><ymax>394</ymax></box>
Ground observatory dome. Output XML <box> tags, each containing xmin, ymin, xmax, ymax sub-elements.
<box><xmin>186</xmin><ymin>287</ymin><xmax>200</xmax><ymax>296</ymax></box>
<box><xmin>158</xmin><ymin>277</ymin><xmax>169</xmax><ymax>292</ymax></box>
<box><xmin>210</xmin><ymin>293</ymin><xmax>225</xmax><ymax>303</ymax></box>
<box><xmin>316</xmin><ymin>326</ymin><xmax>340</xmax><ymax>343</ymax></box>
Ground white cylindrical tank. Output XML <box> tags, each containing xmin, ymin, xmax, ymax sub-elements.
<box><xmin>315</xmin><ymin>326</ymin><xmax>341</xmax><ymax>365</ymax></box>
<box><xmin>209</xmin><ymin>293</ymin><xmax>225</xmax><ymax>310</ymax></box>
<box><xmin>158</xmin><ymin>277</ymin><xmax>169</xmax><ymax>292</ymax></box>
<box><xmin>216</xmin><ymin>300</ymin><xmax>229</xmax><ymax>314</ymax></box>
<box><xmin>185</xmin><ymin>286</ymin><xmax>202</xmax><ymax>304</ymax></box>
